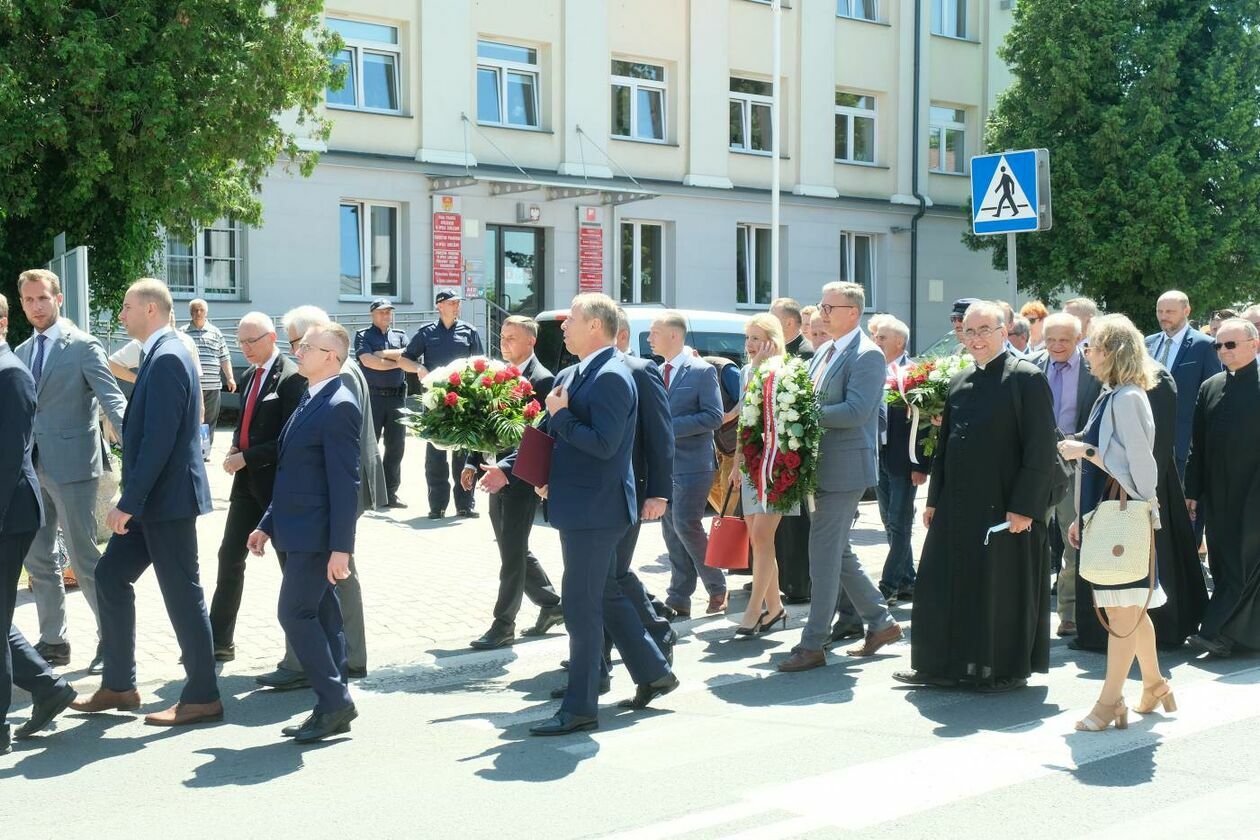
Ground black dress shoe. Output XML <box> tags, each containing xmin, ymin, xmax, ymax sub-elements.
<box><xmin>88</xmin><ymin>643</ymin><xmax>104</xmax><ymax>675</ymax></box>
<box><xmin>348</xmin><ymin>666</ymin><xmax>368</xmax><ymax>679</ymax></box>
<box><xmin>1189</xmin><ymin>633</ymin><xmax>1232</xmax><ymax>658</ymax></box>
<box><xmin>292</xmin><ymin>704</ymin><xmax>358</xmax><ymax>743</ymax></box>
<box><xmin>550</xmin><ymin>677</ymin><xmax>610</xmax><ymax>699</ymax></box>
<box><xmin>520</xmin><ymin>605</ymin><xmax>564</xmax><ymax>637</ymax></box>
<box><xmin>617</xmin><ymin>673</ymin><xmax>679</xmax><ymax>709</ymax></box>
<box><xmin>427</xmin><ymin>510</ymin><xmax>445</xmax><ymax>520</ymax></box>
<box><xmin>829</xmin><ymin>622</ymin><xmax>864</xmax><ymax>643</ymax></box>
<box><xmin>386</xmin><ymin>498</ymin><xmax>408</xmax><ymax>509</ymax></box>
<box><xmin>659</xmin><ymin>629</ymin><xmax>678</xmax><ymax>667</ymax></box>
<box><xmin>456</xmin><ymin>509</ymin><xmax>480</xmax><ymax>519</ymax></box>
<box><xmin>530</xmin><ymin>711</ymin><xmax>598</xmax><ymax>736</ymax></box>
<box><xmin>892</xmin><ymin>670</ymin><xmax>959</xmax><ymax>688</ymax></box>
<box><xmin>255</xmin><ymin>668</ymin><xmax>311</xmax><ymax>691</ymax></box>
<box><xmin>0</xmin><ymin>725</ymin><xmax>10</xmax><ymax>755</ymax></box>
<box><xmin>469</xmin><ymin>629</ymin><xmax>515</xmax><ymax>650</ymax></box>
<box><xmin>34</xmin><ymin>641</ymin><xmax>70</xmax><ymax>667</ymax></box>
<box><xmin>15</xmin><ymin>684</ymin><xmax>77</xmax><ymax>739</ymax></box>
<box><xmin>975</xmin><ymin>677</ymin><xmax>1028</xmax><ymax>694</ymax></box>
<box><xmin>281</xmin><ymin>712</ymin><xmax>316</xmax><ymax>738</ymax></box>
<box><xmin>214</xmin><ymin>644</ymin><xmax>236</xmax><ymax>663</ymax></box>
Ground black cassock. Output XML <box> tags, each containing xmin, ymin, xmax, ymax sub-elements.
<box><xmin>1075</xmin><ymin>367</ymin><xmax>1207</xmax><ymax>650</ymax></box>
<box><xmin>1185</xmin><ymin>360</ymin><xmax>1260</xmax><ymax>649</ymax></box>
<box><xmin>911</xmin><ymin>354</ymin><xmax>1057</xmax><ymax>684</ymax></box>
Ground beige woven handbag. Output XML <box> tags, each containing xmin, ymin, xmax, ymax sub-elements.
<box><xmin>1075</xmin><ymin>469</ymin><xmax>1156</xmax><ymax>638</ymax></box>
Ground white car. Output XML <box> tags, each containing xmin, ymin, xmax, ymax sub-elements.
<box><xmin>534</xmin><ymin>306</ymin><xmax>749</xmax><ymax>371</ymax></box>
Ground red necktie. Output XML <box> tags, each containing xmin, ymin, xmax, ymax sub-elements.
<box><xmin>663</xmin><ymin>363</ymin><xmax>673</xmax><ymax>390</ymax></box>
<box><xmin>239</xmin><ymin>369</ymin><xmax>264</xmax><ymax>451</ymax></box>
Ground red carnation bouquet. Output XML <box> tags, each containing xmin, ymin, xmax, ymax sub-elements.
<box><xmin>398</xmin><ymin>356</ymin><xmax>541</xmax><ymax>454</ymax></box>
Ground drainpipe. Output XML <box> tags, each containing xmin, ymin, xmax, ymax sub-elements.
<box><xmin>909</xmin><ymin>0</ymin><xmax>927</xmax><ymax>356</ymax></box>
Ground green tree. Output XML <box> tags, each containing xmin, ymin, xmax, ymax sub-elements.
<box><xmin>0</xmin><ymin>0</ymin><xmax>339</xmax><ymax>331</ymax></box>
<box><xmin>965</xmin><ymin>0</ymin><xmax>1260</xmax><ymax>329</ymax></box>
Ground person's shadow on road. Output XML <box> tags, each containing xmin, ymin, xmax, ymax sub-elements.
<box><xmin>900</xmin><ymin>684</ymin><xmax>1060</xmax><ymax>738</ymax></box>
<box><xmin>0</xmin><ymin>715</ymin><xmax>164</xmax><ymax>780</ymax></box>
<box><xmin>185</xmin><ymin>740</ymin><xmax>342</xmax><ymax>788</ymax></box>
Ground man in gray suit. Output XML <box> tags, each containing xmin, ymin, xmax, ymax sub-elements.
<box><xmin>14</xmin><ymin>269</ymin><xmax>127</xmax><ymax>672</ymax></box>
<box><xmin>649</xmin><ymin>312</ymin><xmax>726</xmax><ymax>618</ymax></box>
<box><xmin>780</xmin><ymin>282</ymin><xmax>901</xmax><ymax>672</ymax></box>
<box><xmin>253</xmin><ymin>306</ymin><xmax>380</xmax><ymax>690</ymax></box>
<box><xmin>1029</xmin><ymin>312</ymin><xmax>1101</xmax><ymax>637</ymax></box>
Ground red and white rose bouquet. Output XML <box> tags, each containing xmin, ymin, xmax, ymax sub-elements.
<box><xmin>738</xmin><ymin>355</ymin><xmax>821</xmax><ymax>513</ymax></box>
<box><xmin>398</xmin><ymin>356</ymin><xmax>541</xmax><ymax>454</ymax></box>
<box><xmin>884</xmin><ymin>353</ymin><xmax>972</xmax><ymax>456</ymax></box>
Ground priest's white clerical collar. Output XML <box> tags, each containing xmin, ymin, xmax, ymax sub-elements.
<box><xmin>974</xmin><ymin>350</ymin><xmax>1008</xmax><ymax>371</ymax></box>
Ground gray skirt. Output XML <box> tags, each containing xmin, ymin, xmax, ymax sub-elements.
<box><xmin>739</xmin><ymin>474</ymin><xmax>801</xmax><ymax>516</ymax></box>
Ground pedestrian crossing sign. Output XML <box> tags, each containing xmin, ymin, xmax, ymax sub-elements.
<box><xmin>970</xmin><ymin>148</ymin><xmax>1051</xmax><ymax>235</ymax></box>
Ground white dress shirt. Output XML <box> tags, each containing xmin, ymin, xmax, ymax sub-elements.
<box><xmin>1153</xmin><ymin>323</ymin><xmax>1190</xmax><ymax>369</ymax></box>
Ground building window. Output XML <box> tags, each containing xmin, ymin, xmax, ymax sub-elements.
<box><xmin>729</xmin><ymin>78</ymin><xmax>774</xmax><ymax>154</ymax></box>
<box><xmin>928</xmin><ymin>106</ymin><xmax>966</xmax><ymax>173</ymax></box>
<box><xmin>932</xmin><ymin>0</ymin><xmax>966</xmax><ymax>38</ymax></box>
<box><xmin>326</xmin><ymin>18</ymin><xmax>401</xmax><ymax>113</ymax></box>
<box><xmin>611</xmin><ymin>61</ymin><xmax>666</xmax><ymax>142</ymax></box>
<box><xmin>840</xmin><ymin>232</ymin><xmax>876</xmax><ymax>305</ymax></box>
<box><xmin>477</xmin><ymin>40</ymin><xmax>540</xmax><ymax>128</ymax></box>
<box><xmin>162</xmin><ymin>220</ymin><xmax>243</xmax><ymax>300</ymax></box>
<box><xmin>619</xmin><ymin>222</ymin><xmax>663</xmax><ymax>304</ymax></box>
<box><xmin>340</xmin><ymin>201</ymin><xmax>400</xmax><ymax>298</ymax></box>
<box><xmin>736</xmin><ymin>224</ymin><xmax>773</xmax><ymax>306</ymax></box>
<box><xmin>834</xmin><ymin>92</ymin><xmax>876</xmax><ymax>163</ymax></box>
<box><xmin>837</xmin><ymin>0</ymin><xmax>877</xmax><ymax>21</ymax></box>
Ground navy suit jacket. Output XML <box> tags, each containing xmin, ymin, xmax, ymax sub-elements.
<box><xmin>622</xmin><ymin>355</ymin><xmax>674</xmax><ymax>504</ymax></box>
<box><xmin>0</xmin><ymin>343</ymin><xmax>44</xmax><ymax>535</ymax></box>
<box><xmin>117</xmin><ymin>331</ymin><xmax>212</xmax><ymax>522</ymax></box>
<box><xmin>662</xmin><ymin>354</ymin><xmax>722</xmax><ymax>475</ymax></box>
<box><xmin>260</xmin><ymin>380</ymin><xmax>362</xmax><ymax>555</ymax></box>
<box><xmin>543</xmin><ymin>347</ymin><xmax>638</xmax><ymax>531</ymax></box>
<box><xmin>1145</xmin><ymin>328</ymin><xmax>1222</xmax><ymax>464</ymax></box>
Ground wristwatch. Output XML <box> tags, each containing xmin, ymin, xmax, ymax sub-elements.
<box><xmin>1084</xmin><ymin>446</ymin><xmax>1096</xmax><ymax>458</ymax></box>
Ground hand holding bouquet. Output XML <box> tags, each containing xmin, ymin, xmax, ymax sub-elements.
<box><xmin>884</xmin><ymin>353</ymin><xmax>972</xmax><ymax>456</ymax></box>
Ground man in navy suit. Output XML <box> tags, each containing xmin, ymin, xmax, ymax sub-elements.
<box><xmin>528</xmin><ymin>294</ymin><xmax>677</xmax><ymax>736</ymax></box>
<box><xmin>649</xmin><ymin>312</ymin><xmax>725</xmax><ymax>618</ymax></box>
<box><xmin>248</xmin><ymin>322</ymin><xmax>362</xmax><ymax>743</ymax></box>
<box><xmin>0</xmin><ymin>294</ymin><xmax>76</xmax><ymax>753</ymax></box>
<box><xmin>71</xmin><ymin>279</ymin><xmax>220</xmax><ymax>726</ymax></box>
<box><xmin>1146</xmin><ymin>290</ymin><xmax>1222</xmax><ymax>478</ymax></box>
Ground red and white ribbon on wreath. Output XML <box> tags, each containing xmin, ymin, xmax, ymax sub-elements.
<box><xmin>758</xmin><ymin>369</ymin><xmax>779</xmax><ymax>503</ymax></box>
<box><xmin>891</xmin><ymin>361</ymin><xmax>922</xmax><ymax>465</ymax></box>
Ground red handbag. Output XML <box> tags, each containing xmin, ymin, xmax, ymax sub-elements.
<box><xmin>704</xmin><ymin>484</ymin><xmax>750</xmax><ymax>570</ymax></box>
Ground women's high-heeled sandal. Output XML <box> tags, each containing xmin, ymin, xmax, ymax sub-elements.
<box><xmin>1135</xmin><ymin>679</ymin><xmax>1177</xmax><ymax>714</ymax></box>
<box><xmin>1076</xmin><ymin>699</ymin><xmax>1128</xmax><ymax>732</ymax></box>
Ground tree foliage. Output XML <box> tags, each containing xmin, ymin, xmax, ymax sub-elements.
<box><xmin>0</xmin><ymin>0</ymin><xmax>339</xmax><ymax>331</ymax></box>
<box><xmin>965</xmin><ymin>0</ymin><xmax>1260</xmax><ymax>329</ymax></box>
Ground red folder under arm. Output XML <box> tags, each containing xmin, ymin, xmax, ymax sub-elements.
<box><xmin>513</xmin><ymin>424</ymin><xmax>554</xmax><ymax>488</ymax></box>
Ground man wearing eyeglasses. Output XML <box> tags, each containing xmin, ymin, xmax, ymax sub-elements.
<box><xmin>948</xmin><ymin>298</ymin><xmax>980</xmax><ymax>354</ymax></box>
<box><xmin>1185</xmin><ymin>318</ymin><xmax>1260</xmax><ymax>658</ymax></box>
<box><xmin>895</xmin><ymin>301</ymin><xmax>1057</xmax><ymax>693</ymax></box>
<box><xmin>206</xmin><ymin>313</ymin><xmax>306</xmax><ymax>663</ymax></box>
<box><xmin>1145</xmin><ymin>290</ymin><xmax>1221</xmax><ymax>479</ymax></box>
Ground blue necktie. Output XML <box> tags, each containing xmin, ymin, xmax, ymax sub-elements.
<box><xmin>282</xmin><ymin>390</ymin><xmax>313</xmax><ymax>442</ymax></box>
<box><xmin>31</xmin><ymin>334</ymin><xmax>47</xmax><ymax>386</ymax></box>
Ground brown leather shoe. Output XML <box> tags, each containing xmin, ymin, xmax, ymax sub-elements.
<box><xmin>846</xmin><ymin>622</ymin><xmax>904</xmax><ymax>657</ymax></box>
<box><xmin>144</xmin><ymin>700</ymin><xmax>224</xmax><ymax>727</ymax></box>
<box><xmin>69</xmin><ymin>688</ymin><xmax>142</xmax><ymax>713</ymax></box>
<box><xmin>777</xmin><ymin>647</ymin><xmax>827</xmax><ymax>672</ymax></box>
<box><xmin>706</xmin><ymin>593</ymin><xmax>729</xmax><ymax>615</ymax></box>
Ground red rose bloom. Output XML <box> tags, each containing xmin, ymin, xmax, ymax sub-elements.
<box><xmin>523</xmin><ymin>400</ymin><xmax>541</xmax><ymax>420</ymax></box>
<box><xmin>444</xmin><ymin>392</ymin><xmax>459</xmax><ymax>407</ymax></box>
<box><xmin>505</xmin><ymin>365</ymin><xmax>521</xmax><ymax>378</ymax></box>
<box><xmin>520</xmin><ymin>381</ymin><xmax>534</xmax><ymax>394</ymax></box>
<box><xmin>481</xmin><ymin>375</ymin><xmax>495</xmax><ymax>388</ymax></box>
<box><xmin>494</xmin><ymin>370</ymin><xmax>509</xmax><ymax>384</ymax></box>
<box><xmin>473</xmin><ymin>359</ymin><xmax>488</xmax><ymax>373</ymax></box>
<box><xmin>783</xmin><ymin>472</ymin><xmax>797</xmax><ymax>486</ymax></box>
<box><xmin>743</xmin><ymin>445</ymin><xmax>759</xmax><ymax>459</ymax></box>
<box><xmin>448</xmin><ymin>372</ymin><xmax>462</xmax><ymax>386</ymax></box>
<box><xmin>783</xmin><ymin>451</ymin><xmax>802</xmax><ymax>469</ymax></box>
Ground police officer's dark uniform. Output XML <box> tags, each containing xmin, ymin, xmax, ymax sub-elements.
<box><xmin>403</xmin><ymin>291</ymin><xmax>485</xmax><ymax>518</ymax></box>
<box><xmin>354</xmin><ymin>299</ymin><xmax>409</xmax><ymax>507</ymax></box>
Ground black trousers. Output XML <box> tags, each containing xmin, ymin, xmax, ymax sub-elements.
<box><xmin>202</xmin><ymin>389</ymin><xmax>222</xmax><ymax>449</ymax></box>
<box><xmin>208</xmin><ymin>478</ymin><xmax>269</xmax><ymax>647</ymax></box>
<box><xmin>3</xmin><ymin>531</ymin><xmax>67</xmax><ymax>722</ymax></box>
<box><xmin>487</xmin><ymin>480</ymin><xmax>558</xmax><ymax>633</ymax></box>
<box><xmin>370</xmin><ymin>392</ymin><xmax>406</xmax><ymax>503</ymax></box>
<box><xmin>425</xmin><ymin>443</ymin><xmax>474</xmax><ymax>514</ymax></box>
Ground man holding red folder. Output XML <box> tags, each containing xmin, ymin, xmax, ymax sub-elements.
<box><xmin>515</xmin><ymin>294</ymin><xmax>677</xmax><ymax>736</ymax></box>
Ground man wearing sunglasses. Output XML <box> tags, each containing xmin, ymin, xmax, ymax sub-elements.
<box><xmin>1145</xmin><ymin>290</ymin><xmax>1221</xmax><ymax>480</ymax></box>
<box><xmin>1185</xmin><ymin>319</ymin><xmax>1260</xmax><ymax>659</ymax></box>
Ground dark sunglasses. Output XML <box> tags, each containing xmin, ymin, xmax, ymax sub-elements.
<box><xmin>1213</xmin><ymin>340</ymin><xmax>1242</xmax><ymax>351</ymax></box>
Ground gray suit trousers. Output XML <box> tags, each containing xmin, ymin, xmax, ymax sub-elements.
<box><xmin>802</xmin><ymin>488</ymin><xmax>893</xmax><ymax>650</ymax></box>
<box><xmin>1053</xmin><ymin>486</ymin><xmax>1078</xmax><ymax>623</ymax></box>
<box><xmin>280</xmin><ymin>553</ymin><xmax>366</xmax><ymax>671</ymax></box>
<box><xmin>23</xmin><ymin>466</ymin><xmax>103</xmax><ymax>645</ymax></box>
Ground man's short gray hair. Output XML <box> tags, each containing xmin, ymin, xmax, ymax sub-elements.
<box><xmin>1157</xmin><ymin>290</ymin><xmax>1190</xmax><ymax>308</ymax></box>
<box><xmin>0</xmin><ymin>292</ymin><xmax>8</xmax><ymax>324</ymax></box>
<box><xmin>615</xmin><ymin>306</ymin><xmax>631</xmax><ymax>337</ymax></box>
<box><xmin>965</xmin><ymin>300</ymin><xmax>1007</xmax><ymax>327</ymax></box>
<box><xmin>128</xmin><ymin>278</ymin><xmax>174</xmax><ymax>317</ymax></box>
<box><xmin>189</xmin><ymin>298</ymin><xmax>208</xmax><ymax>312</ymax></box>
<box><xmin>238</xmin><ymin>311</ymin><xmax>275</xmax><ymax>334</ymax></box>
<box><xmin>878</xmin><ymin>317</ymin><xmax>909</xmax><ymax>346</ymax></box>
<box><xmin>1217</xmin><ymin>317</ymin><xmax>1260</xmax><ymax>341</ymax></box>
<box><xmin>770</xmin><ymin>297</ymin><xmax>803</xmax><ymax>325</ymax></box>
<box><xmin>570</xmin><ymin>293</ymin><xmax>619</xmax><ymax>340</ymax></box>
<box><xmin>282</xmin><ymin>305</ymin><xmax>330</xmax><ymax>338</ymax></box>
<box><xmin>821</xmin><ymin>281</ymin><xmax>865</xmax><ymax>310</ymax></box>
<box><xmin>502</xmin><ymin>314</ymin><xmax>538</xmax><ymax>339</ymax></box>
<box><xmin>652</xmin><ymin>310</ymin><xmax>689</xmax><ymax>335</ymax></box>
<box><xmin>1042</xmin><ymin>312</ymin><xmax>1082</xmax><ymax>335</ymax></box>
<box><xmin>1010</xmin><ymin>316</ymin><xmax>1031</xmax><ymax>338</ymax></box>
<box><xmin>1063</xmin><ymin>297</ymin><xmax>1100</xmax><ymax>318</ymax></box>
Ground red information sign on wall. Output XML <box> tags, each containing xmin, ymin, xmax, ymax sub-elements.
<box><xmin>432</xmin><ymin>195</ymin><xmax>463</xmax><ymax>287</ymax></box>
<box><xmin>578</xmin><ymin>205</ymin><xmax>604</xmax><ymax>292</ymax></box>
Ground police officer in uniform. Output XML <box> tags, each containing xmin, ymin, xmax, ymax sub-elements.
<box><xmin>399</xmin><ymin>290</ymin><xmax>485</xmax><ymax>519</ymax></box>
<box><xmin>354</xmin><ymin>299</ymin><xmax>409</xmax><ymax>509</ymax></box>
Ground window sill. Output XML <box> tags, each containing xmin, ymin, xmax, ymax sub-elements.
<box><xmin>610</xmin><ymin>136</ymin><xmax>679</xmax><ymax>148</ymax></box>
<box><xmin>339</xmin><ymin>294</ymin><xmax>405</xmax><ymax>304</ymax></box>
<box><xmin>730</xmin><ymin>149</ymin><xmax>791</xmax><ymax>161</ymax></box>
<box><xmin>735</xmin><ymin>304</ymin><xmax>771</xmax><ymax>312</ymax></box>
<box><xmin>930</xmin><ymin>32</ymin><xmax>981</xmax><ymax>45</ymax></box>
<box><xmin>476</xmin><ymin>122</ymin><xmax>553</xmax><ymax>135</ymax></box>
<box><xmin>837</xmin><ymin>15</ymin><xmax>890</xmax><ymax>28</ymax></box>
<box><xmin>929</xmin><ymin>169</ymin><xmax>970</xmax><ymax>178</ymax></box>
<box><xmin>327</xmin><ymin>104</ymin><xmax>411</xmax><ymax>118</ymax></box>
<box><xmin>835</xmin><ymin>160</ymin><xmax>890</xmax><ymax>170</ymax></box>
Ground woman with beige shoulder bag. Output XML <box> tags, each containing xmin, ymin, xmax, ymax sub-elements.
<box><xmin>1057</xmin><ymin>315</ymin><xmax>1177</xmax><ymax>732</ymax></box>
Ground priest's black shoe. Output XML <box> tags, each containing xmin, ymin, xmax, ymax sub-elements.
<box><xmin>1189</xmin><ymin>634</ymin><xmax>1232</xmax><ymax>658</ymax></box>
<box><xmin>521</xmin><ymin>605</ymin><xmax>564</xmax><ymax>637</ymax></box>
<box><xmin>469</xmin><ymin>629</ymin><xmax>515</xmax><ymax>650</ymax></box>
<box><xmin>617</xmin><ymin>673</ymin><xmax>679</xmax><ymax>709</ymax></box>
<box><xmin>0</xmin><ymin>725</ymin><xmax>10</xmax><ymax>755</ymax></box>
<box><xmin>892</xmin><ymin>670</ymin><xmax>958</xmax><ymax>688</ymax></box>
<box><xmin>15</xmin><ymin>684</ymin><xmax>77</xmax><ymax>739</ymax></box>
<box><xmin>292</xmin><ymin>705</ymin><xmax>358</xmax><ymax>743</ymax></box>
<box><xmin>551</xmin><ymin>677</ymin><xmax>610</xmax><ymax>699</ymax></box>
<box><xmin>975</xmin><ymin>677</ymin><xmax>1028</xmax><ymax>694</ymax></box>
<box><xmin>530</xmin><ymin>711</ymin><xmax>598</xmax><ymax>736</ymax></box>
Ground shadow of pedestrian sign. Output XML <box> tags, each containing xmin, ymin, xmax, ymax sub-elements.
<box><xmin>970</xmin><ymin>149</ymin><xmax>1051</xmax><ymax>235</ymax></box>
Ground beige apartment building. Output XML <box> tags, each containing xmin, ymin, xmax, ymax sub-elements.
<box><xmin>165</xmin><ymin>0</ymin><xmax>1022</xmax><ymax>351</ymax></box>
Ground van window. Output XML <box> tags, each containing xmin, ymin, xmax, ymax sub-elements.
<box><xmin>638</xmin><ymin>331</ymin><xmax>746</xmax><ymax>365</ymax></box>
<box><xmin>535</xmin><ymin>318</ymin><xmax>574</xmax><ymax>372</ymax></box>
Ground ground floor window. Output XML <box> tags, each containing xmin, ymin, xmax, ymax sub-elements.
<box><xmin>840</xmin><ymin>231</ymin><xmax>876</xmax><ymax>306</ymax></box>
<box><xmin>340</xmin><ymin>200</ymin><xmax>400</xmax><ymax>298</ymax></box>
<box><xmin>619</xmin><ymin>221</ymin><xmax>663</xmax><ymax>304</ymax></box>
<box><xmin>162</xmin><ymin>220</ymin><xmax>243</xmax><ymax>300</ymax></box>
<box><xmin>736</xmin><ymin>224</ymin><xmax>773</xmax><ymax>306</ymax></box>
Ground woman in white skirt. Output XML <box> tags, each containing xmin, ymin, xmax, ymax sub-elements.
<box><xmin>1059</xmin><ymin>314</ymin><xmax>1176</xmax><ymax>732</ymax></box>
<box><xmin>729</xmin><ymin>314</ymin><xmax>799</xmax><ymax>637</ymax></box>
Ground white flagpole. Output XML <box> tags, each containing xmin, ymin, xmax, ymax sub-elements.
<box><xmin>770</xmin><ymin>0</ymin><xmax>782</xmax><ymax>302</ymax></box>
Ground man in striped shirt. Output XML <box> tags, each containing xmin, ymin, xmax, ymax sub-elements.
<box><xmin>182</xmin><ymin>299</ymin><xmax>236</xmax><ymax>459</ymax></box>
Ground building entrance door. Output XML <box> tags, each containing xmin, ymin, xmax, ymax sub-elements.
<box><xmin>485</xmin><ymin>225</ymin><xmax>544</xmax><ymax>319</ymax></box>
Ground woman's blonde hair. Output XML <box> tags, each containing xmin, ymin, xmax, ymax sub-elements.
<box><xmin>745</xmin><ymin>313</ymin><xmax>786</xmax><ymax>359</ymax></box>
<box><xmin>1088</xmin><ymin>314</ymin><xmax>1157</xmax><ymax>390</ymax></box>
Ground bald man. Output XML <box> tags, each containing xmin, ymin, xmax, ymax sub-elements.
<box><xmin>1145</xmin><ymin>290</ymin><xmax>1221</xmax><ymax>477</ymax></box>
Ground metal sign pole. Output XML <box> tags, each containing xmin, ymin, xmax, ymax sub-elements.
<box><xmin>1007</xmin><ymin>231</ymin><xmax>1017</xmax><ymax>303</ymax></box>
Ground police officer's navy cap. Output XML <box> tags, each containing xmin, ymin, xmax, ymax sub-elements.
<box><xmin>434</xmin><ymin>290</ymin><xmax>461</xmax><ymax>304</ymax></box>
<box><xmin>951</xmin><ymin>297</ymin><xmax>982</xmax><ymax>318</ymax></box>
<box><xmin>369</xmin><ymin>298</ymin><xmax>395</xmax><ymax>311</ymax></box>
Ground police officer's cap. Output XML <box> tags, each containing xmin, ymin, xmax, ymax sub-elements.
<box><xmin>370</xmin><ymin>298</ymin><xmax>395</xmax><ymax>312</ymax></box>
<box><xmin>951</xmin><ymin>298</ymin><xmax>982</xmax><ymax>319</ymax></box>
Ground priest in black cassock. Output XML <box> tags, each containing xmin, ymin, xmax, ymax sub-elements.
<box><xmin>894</xmin><ymin>301</ymin><xmax>1057</xmax><ymax>692</ymax></box>
<box><xmin>1184</xmin><ymin>319</ymin><xmax>1260</xmax><ymax>657</ymax></box>
<box><xmin>1073</xmin><ymin>366</ymin><xmax>1207</xmax><ymax>651</ymax></box>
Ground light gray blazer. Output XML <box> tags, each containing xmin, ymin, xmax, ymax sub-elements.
<box><xmin>1095</xmin><ymin>383</ymin><xmax>1160</xmax><ymax>528</ymax></box>
<box><xmin>810</xmin><ymin>331</ymin><xmax>885</xmax><ymax>493</ymax></box>
<box><xmin>15</xmin><ymin>320</ymin><xmax>127</xmax><ymax>485</ymax></box>
<box><xmin>339</xmin><ymin>358</ymin><xmax>388</xmax><ymax>515</ymax></box>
